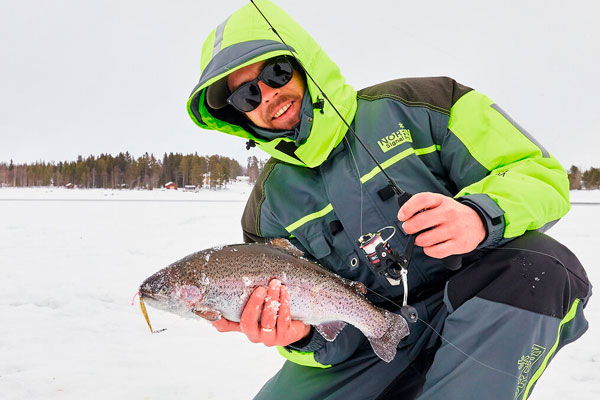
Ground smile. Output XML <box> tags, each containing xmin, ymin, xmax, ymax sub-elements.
<box><xmin>273</xmin><ymin>102</ymin><xmax>292</xmax><ymax>119</ymax></box>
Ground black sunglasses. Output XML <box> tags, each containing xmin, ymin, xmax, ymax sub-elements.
<box><xmin>226</xmin><ymin>57</ymin><xmax>294</xmax><ymax>113</ymax></box>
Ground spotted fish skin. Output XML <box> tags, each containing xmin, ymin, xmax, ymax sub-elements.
<box><xmin>139</xmin><ymin>241</ymin><xmax>409</xmax><ymax>362</ymax></box>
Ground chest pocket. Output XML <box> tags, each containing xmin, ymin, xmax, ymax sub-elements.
<box><xmin>305</xmin><ymin>230</ymin><xmax>362</xmax><ymax>281</ymax></box>
<box><xmin>307</xmin><ymin>233</ymin><xmax>332</xmax><ymax>258</ymax></box>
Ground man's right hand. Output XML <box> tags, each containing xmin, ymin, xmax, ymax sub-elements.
<box><xmin>211</xmin><ymin>279</ymin><xmax>311</xmax><ymax>347</ymax></box>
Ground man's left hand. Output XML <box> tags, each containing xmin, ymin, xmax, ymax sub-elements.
<box><xmin>397</xmin><ymin>192</ymin><xmax>486</xmax><ymax>258</ymax></box>
<box><xmin>210</xmin><ymin>279</ymin><xmax>311</xmax><ymax>347</ymax></box>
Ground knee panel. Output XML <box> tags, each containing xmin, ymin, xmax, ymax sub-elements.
<box><xmin>445</xmin><ymin>231</ymin><xmax>591</xmax><ymax>318</ymax></box>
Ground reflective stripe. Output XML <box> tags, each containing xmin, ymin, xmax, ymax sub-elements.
<box><xmin>285</xmin><ymin>203</ymin><xmax>333</xmax><ymax>233</ymax></box>
<box><xmin>283</xmin><ymin>145</ymin><xmax>441</xmax><ymax>232</ymax></box>
<box><xmin>276</xmin><ymin>346</ymin><xmax>332</xmax><ymax>368</ymax></box>
<box><xmin>415</xmin><ymin>144</ymin><xmax>441</xmax><ymax>156</ymax></box>
<box><xmin>360</xmin><ymin>145</ymin><xmax>440</xmax><ymax>184</ymax></box>
<box><xmin>490</xmin><ymin>104</ymin><xmax>549</xmax><ymax>158</ymax></box>
<box><xmin>212</xmin><ymin>17</ymin><xmax>229</xmax><ymax>58</ymax></box>
<box><xmin>521</xmin><ymin>299</ymin><xmax>581</xmax><ymax>399</ymax></box>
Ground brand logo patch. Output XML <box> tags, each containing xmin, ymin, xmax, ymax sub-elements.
<box><xmin>377</xmin><ymin>123</ymin><xmax>412</xmax><ymax>153</ymax></box>
<box><xmin>515</xmin><ymin>344</ymin><xmax>546</xmax><ymax>398</ymax></box>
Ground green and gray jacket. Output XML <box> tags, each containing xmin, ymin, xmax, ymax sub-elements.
<box><xmin>187</xmin><ymin>0</ymin><xmax>570</xmax><ymax>368</ymax></box>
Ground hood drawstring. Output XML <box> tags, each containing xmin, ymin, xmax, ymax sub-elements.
<box><xmin>313</xmin><ymin>98</ymin><xmax>325</xmax><ymax>113</ymax></box>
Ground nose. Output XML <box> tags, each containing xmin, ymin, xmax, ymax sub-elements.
<box><xmin>258</xmin><ymin>80</ymin><xmax>278</xmax><ymax>104</ymax></box>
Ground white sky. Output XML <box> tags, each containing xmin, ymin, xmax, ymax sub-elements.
<box><xmin>1</xmin><ymin>0</ymin><xmax>599</xmax><ymax>168</ymax></box>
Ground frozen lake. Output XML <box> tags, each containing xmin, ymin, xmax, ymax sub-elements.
<box><xmin>0</xmin><ymin>183</ymin><xmax>598</xmax><ymax>399</ymax></box>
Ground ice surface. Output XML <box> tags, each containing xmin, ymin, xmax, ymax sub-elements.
<box><xmin>0</xmin><ymin>185</ymin><xmax>598</xmax><ymax>399</ymax></box>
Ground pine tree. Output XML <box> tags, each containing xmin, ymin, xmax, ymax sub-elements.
<box><xmin>179</xmin><ymin>156</ymin><xmax>191</xmax><ymax>186</ymax></box>
<box><xmin>190</xmin><ymin>156</ymin><xmax>205</xmax><ymax>187</ymax></box>
<box><xmin>568</xmin><ymin>165</ymin><xmax>582</xmax><ymax>190</ymax></box>
<box><xmin>247</xmin><ymin>156</ymin><xmax>259</xmax><ymax>183</ymax></box>
<box><xmin>582</xmin><ymin>168</ymin><xmax>600</xmax><ymax>189</ymax></box>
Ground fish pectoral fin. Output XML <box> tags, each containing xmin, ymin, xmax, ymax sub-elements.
<box><xmin>193</xmin><ymin>309</ymin><xmax>222</xmax><ymax>321</ymax></box>
<box><xmin>315</xmin><ymin>321</ymin><xmax>347</xmax><ymax>341</ymax></box>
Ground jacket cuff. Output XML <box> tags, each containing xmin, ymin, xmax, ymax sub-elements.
<box><xmin>457</xmin><ymin>194</ymin><xmax>506</xmax><ymax>248</ymax></box>
<box><xmin>288</xmin><ymin>327</ymin><xmax>327</xmax><ymax>352</ymax></box>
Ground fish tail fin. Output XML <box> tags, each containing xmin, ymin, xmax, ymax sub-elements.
<box><xmin>368</xmin><ymin>311</ymin><xmax>410</xmax><ymax>363</ymax></box>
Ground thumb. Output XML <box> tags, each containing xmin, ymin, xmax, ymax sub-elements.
<box><xmin>211</xmin><ymin>317</ymin><xmax>241</xmax><ymax>332</ymax></box>
<box><xmin>398</xmin><ymin>192</ymin><xmax>444</xmax><ymax>221</ymax></box>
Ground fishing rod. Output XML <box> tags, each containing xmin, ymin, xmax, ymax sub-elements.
<box><xmin>250</xmin><ymin>0</ymin><xmax>462</xmax><ymax>323</ymax></box>
<box><xmin>249</xmin><ymin>1</ymin><xmax>404</xmax><ymax>202</ymax></box>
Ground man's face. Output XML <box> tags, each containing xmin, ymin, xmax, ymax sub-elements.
<box><xmin>227</xmin><ymin>59</ymin><xmax>306</xmax><ymax>131</ymax></box>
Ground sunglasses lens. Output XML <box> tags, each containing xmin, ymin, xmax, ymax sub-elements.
<box><xmin>228</xmin><ymin>82</ymin><xmax>262</xmax><ymax>112</ymax></box>
<box><xmin>226</xmin><ymin>58</ymin><xmax>295</xmax><ymax>113</ymax></box>
<box><xmin>261</xmin><ymin>60</ymin><xmax>294</xmax><ymax>88</ymax></box>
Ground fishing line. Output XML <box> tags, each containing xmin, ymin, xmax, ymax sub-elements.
<box><xmin>249</xmin><ymin>0</ymin><xmax>407</xmax><ymax>200</ymax></box>
<box><xmin>495</xmin><ymin>246</ymin><xmax>573</xmax><ymax>313</ymax></box>
<box><xmin>417</xmin><ymin>318</ymin><xmax>519</xmax><ymax>379</ymax></box>
<box><xmin>248</xmin><ymin>1</ymin><xmax>577</xmax><ymax>379</ymax></box>
<box><xmin>363</xmin><ymin>244</ymin><xmax>576</xmax><ymax>380</ymax></box>
<box><xmin>364</xmin><ymin>286</ymin><xmax>519</xmax><ymax>379</ymax></box>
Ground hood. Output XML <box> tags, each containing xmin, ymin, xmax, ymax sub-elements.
<box><xmin>186</xmin><ymin>0</ymin><xmax>357</xmax><ymax>168</ymax></box>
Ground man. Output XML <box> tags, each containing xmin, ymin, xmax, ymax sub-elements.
<box><xmin>187</xmin><ymin>1</ymin><xmax>591</xmax><ymax>399</ymax></box>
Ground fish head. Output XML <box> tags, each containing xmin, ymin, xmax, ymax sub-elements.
<box><xmin>139</xmin><ymin>260</ymin><xmax>208</xmax><ymax>318</ymax></box>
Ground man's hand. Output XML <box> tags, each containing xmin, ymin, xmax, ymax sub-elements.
<box><xmin>397</xmin><ymin>192</ymin><xmax>486</xmax><ymax>258</ymax></box>
<box><xmin>211</xmin><ymin>279</ymin><xmax>311</xmax><ymax>347</ymax></box>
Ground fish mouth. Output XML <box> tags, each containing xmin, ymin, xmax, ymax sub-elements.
<box><xmin>139</xmin><ymin>290</ymin><xmax>157</xmax><ymax>301</ymax></box>
<box><xmin>138</xmin><ymin>280</ymin><xmax>167</xmax><ymax>301</ymax></box>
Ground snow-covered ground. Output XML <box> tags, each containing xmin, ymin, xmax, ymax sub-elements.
<box><xmin>0</xmin><ymin>183</ymin><xmax>598</xmax><ymax>399</ymax></box>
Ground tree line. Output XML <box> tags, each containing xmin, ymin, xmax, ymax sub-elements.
<box><xmin>568</xmin><ymin>165</ymin><xmax>600</xmax><ymax>190</ymax></box>
<box><xmin>0</xmin><ymin>152</ymin><xmax>250</xmax><ymax>189</ymax></box>
<box><xmin>5</xmin><ymin>156</ymin><xmax>592</xmax><ymax>190</ymax></box>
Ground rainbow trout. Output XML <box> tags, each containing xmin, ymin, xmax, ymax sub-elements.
<box><xmin>138</xmin><ymin>239</ymin><xmax>409</xmax><ymax>362</ymax></box>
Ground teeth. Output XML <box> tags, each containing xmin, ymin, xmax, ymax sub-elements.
<box><xmin>273</xmin><ymin>103</ymin><xmax>291</xmax><ymax>119</ymax></box>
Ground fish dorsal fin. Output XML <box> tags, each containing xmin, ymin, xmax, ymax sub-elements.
<box><xmin>350</xmin><ymin>281</ymin><xmax>367</xmax><ymax>295</ymax></box>
<box><xmin>316</xmin><ymin>321</ymin><xmax>347</xmax><ymax>341</ymax></box>
<box><xmin>269</xmin><ymin>238</ymin><xmax>304</xmax><ymax>258</ymax></box>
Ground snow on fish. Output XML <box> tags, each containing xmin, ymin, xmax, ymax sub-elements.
<box><xmin>138</xmin><ymin>239</ymin><xmax>409</xmax><ymax>362</ymax></box>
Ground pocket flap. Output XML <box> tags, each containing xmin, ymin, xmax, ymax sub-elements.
<box><xmin>307</xmin><ymin>234</ymin><xmax>332</xmax><ymax>259</ymax></box>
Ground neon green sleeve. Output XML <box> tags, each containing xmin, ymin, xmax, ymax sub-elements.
<box><xmin>448</xmin><ymin>90</ymin><xmax>570</xmax><ymax>238</ymax></box>
<box><xmin>276</xmin><ymin>346</ymin><xmax>332</xmax><ymax>368</ymax></box>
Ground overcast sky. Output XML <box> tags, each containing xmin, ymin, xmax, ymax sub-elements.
<box><xmin>1</xmin><ymin>0</ymin><xmax>598</xmax><ymax>168</ymax></box>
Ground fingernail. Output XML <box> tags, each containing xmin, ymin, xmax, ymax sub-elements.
<box><xmin>256</xmin><ymin>286</ymin><xmax>267</xmax><ymax>296</ymax></box>
<box><xmin>270</xmin><ymin>279</ymin><xmax>281</xmax><ymax>288</ymax></box>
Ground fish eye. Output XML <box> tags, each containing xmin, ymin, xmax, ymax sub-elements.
<box><xmin>159</xmin><ymin>285</ymin><xmax>169</xmax><ymax>295</ymax></box>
